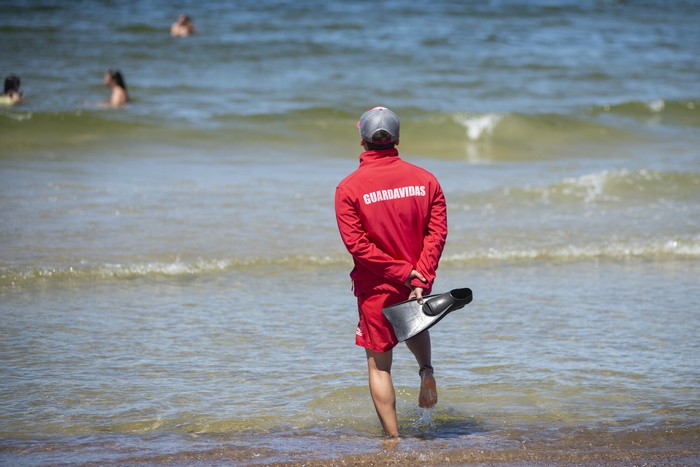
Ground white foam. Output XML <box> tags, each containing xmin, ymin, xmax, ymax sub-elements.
<box><xmin>559</xmin><ymin>170</ymin><xmax>620</xmax><ymax>204</ymax></box>
<box><xmin>453</xmin><ymin>113</ymin><xmax>503</xmax><ymax>141</ymax></box>
<box><xmin>647</xmin><ymin>99</ymin><xmax>665</xmax><ymax>113</ymax></box>
<box><xmin>101</xmin><ymin>259</ymin><xmax>229</xmax><ymax>277</ymax></box>
<box><xmin>1</xmin><ymin>111</ymin><xmax>33</xmax><ymax>122</ymax></box>
<box><xmin>445</xmin><ymin>236</ymin><xmax>700</xmax><ymax>263</ymax></box>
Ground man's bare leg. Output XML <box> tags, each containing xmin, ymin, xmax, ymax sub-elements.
<box><xmin>365</xmin><ymin>348</ymin><xmax>399</xmax><ymax>438</ymax></box>
<box><xmin>405</xmin><ymin>330</ymin><xmax>438</xmax><ymax>408</ymax></box>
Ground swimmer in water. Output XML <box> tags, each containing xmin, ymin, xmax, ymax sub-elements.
<box><xmin>171</xmin><ymin>14</ymin><xmax>196</xmax><ymax>37</ymax></box>
<box><xmin>103</xmin><ymin>69</ymin><xmax>128</xmax><ymax>107</ymax></box>
<box><xmin>1</xmin><ymin>74</ymin><xmax>24</xmax><ymax>105</ymax></box>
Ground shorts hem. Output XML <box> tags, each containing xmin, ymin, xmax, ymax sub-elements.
<box><xmin>355</xmin><ymin>340</ymin><xmax>397</xmax><ymax>354</ymax></box>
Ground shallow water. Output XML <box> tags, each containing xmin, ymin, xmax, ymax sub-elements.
<box><xmin>1</xmin><ymin>0</ymin><xmax>699</xmax><ymax>464</ymax></box>
<box><xmin>2</xmin><ymin>259</ymin><xmax>698</xmax><ymax>464</ymax></box>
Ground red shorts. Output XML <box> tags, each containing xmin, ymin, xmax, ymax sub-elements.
<box><xmin>355</xmin><ymin>288</ymin><xmax>409</xmax><ymax>353</ymax></box>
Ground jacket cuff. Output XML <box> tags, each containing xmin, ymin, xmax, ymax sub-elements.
<box><xmin>409</xmin><ymin>275</ymin><xmax>432</xmax><ymax>289</ymax></box>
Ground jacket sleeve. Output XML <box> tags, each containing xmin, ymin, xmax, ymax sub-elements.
<box><xmin>335</xmin><ymin>186</ymin><xmax>414</xmax><ymax>286</ymax></box>
<box><xmin>409</xmin><ymin>181</ymin><xmax>448</xmax><ymax>291</ymax></box>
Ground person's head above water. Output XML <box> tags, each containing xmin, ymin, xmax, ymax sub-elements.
<box><xmin>4</xmin><ymin>74</ymin><xmax>21</xmax><ymax>95</ymax></box>
<box><xmin>104</xmin><ymin>69</ymin><xmax>127</xmax><ymax>90</ymax></box>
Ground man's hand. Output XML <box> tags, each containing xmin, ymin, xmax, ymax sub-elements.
<box><xmin>409</xmin><ymin>286</ymin><xmax>425</xmax><ymax>304</ymax></box>
<box><xmin>405</xmin><ymin>270</ymin><xmax>427</xmax><ymax>304</ymax></box>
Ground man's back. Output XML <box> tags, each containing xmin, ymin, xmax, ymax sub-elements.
<box><xmin>335</xmin><ymin>147</ymin><xmax>447</xmax><ymax>295</ymax></box>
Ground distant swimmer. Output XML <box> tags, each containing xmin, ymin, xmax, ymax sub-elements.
<box><xmin>1</xmin><ymin>74</ymin><xmax>24</xmax><ymax>105</ymax></box>
<box><xmin>171</xmin><ymin>14</ymin><xmax>196</xmax><ymax>37</ymax></box>
<box><xmin>103</xmin><ymin>69</ymin><xmax>129</xmax><ymax>107</ymax></box>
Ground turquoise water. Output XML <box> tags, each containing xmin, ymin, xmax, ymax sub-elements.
<box><xmin>1</xmin><ymin>0</ymin><xmax>699</xmax><ymax>464</ymax></box>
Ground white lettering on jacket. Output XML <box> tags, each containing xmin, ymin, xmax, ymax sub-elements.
<box><xmin>362</xmin><ymin>185</ymin><xmax>426</xmax><ymax>205</ymax></box>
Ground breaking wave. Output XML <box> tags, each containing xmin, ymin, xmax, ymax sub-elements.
<box><xmin>0</xmin><ymin>255</ymin><xmax>348</xmax><ymax>287</ymax></box>
<box><xmin>3</xmin><ymin>236</ymin><xmax>699</xmax><ymax>288</ymax></box>
<box><xmin>447</xmin><ymin>168</ymin><xmax>700</xmax><ymax>210</ymax></box>
<box><xmin>445</xmin><ymin>237</ymin><xmax>700</xmax><ymax>263</ymax></box>
<box><xmin>3</xmin><ymin>98</ymin><xmax>697</xmax><ymax>161</ymax></box>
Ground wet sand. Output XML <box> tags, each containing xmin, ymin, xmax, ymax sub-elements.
<box><xmin>67</xmin><ymin>425</ymin><xmax>697</xmax><ymax>466</ymax></box>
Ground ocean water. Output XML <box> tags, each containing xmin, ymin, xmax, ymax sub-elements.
<box><xmin>1</xmin><ymin>0</ymin><xmax>699</xmax><ymax>465</ymax></box>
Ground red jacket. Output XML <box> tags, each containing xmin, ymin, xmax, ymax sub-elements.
<box><xmin>335</xmin><ymin>148</ymin><xmax>448</xmax><ymax>297</ymax></box>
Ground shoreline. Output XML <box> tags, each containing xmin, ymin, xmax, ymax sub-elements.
<box><xmin>4</xmin><ymin>425</ymin><xmax>696</xmax><ymax>466</ymax></box>
<box><xmin>152</xmin><ymin>425</ymin><xmax>700</xmax><ymax>466</ymax></box>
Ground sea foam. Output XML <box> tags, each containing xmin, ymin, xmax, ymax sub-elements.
<box><xmin>453</xmin><ymin>113</ymin><xmax>503</xmax><ymax>141</ymax></box>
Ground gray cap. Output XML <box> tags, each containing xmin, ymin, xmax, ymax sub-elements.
<box><xmin>358</xmin><ymin>106</ymin><xmax>400</xmax><ymax>143</ymax></box>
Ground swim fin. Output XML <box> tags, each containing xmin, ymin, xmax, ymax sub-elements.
<box><xmin>382</xmin><ymin>288</ymin><xmax>473</xmax><ymax>342</ymax></box>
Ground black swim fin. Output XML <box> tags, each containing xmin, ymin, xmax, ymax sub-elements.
<box><xmin>422</xmin><ymin>287</ymin><xmax>473</xmax><ymax>316</ymax></box>
<box><xmin>382</xmin><ymin>287</ymin><xmax>473</xmax><ymax>342</ymax></box>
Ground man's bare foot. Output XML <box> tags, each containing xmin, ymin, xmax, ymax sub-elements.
<box><xmin>418</xmin><ymin>365</ymin><xmax>438</xmax><ymax>408</ymax></box>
